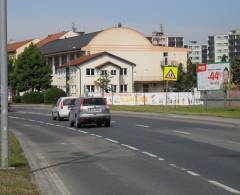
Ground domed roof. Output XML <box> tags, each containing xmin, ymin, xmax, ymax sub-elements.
<box><xmin>87</xmin><ymin>26</ymin><xmax>152</xmax><ymax>48</ymax></box>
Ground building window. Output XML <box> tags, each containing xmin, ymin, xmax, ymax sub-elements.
<box><xmin>120</xmin><ymin>84</ymin><xmax>127</xmax><ymax>92</ymax></box>
<box><xmin>111</xmin><ymin>85</ymin><xmax>117</xmax><ymax>92</ymax></box>
<box><xmin>62</xmin><ymin>55</ymin><xmax>67</xmax><ymax>65</ymax></box>
<box><xmin>111</xmin><ymin>70</ymin><xmax>117</xmax><ymax>75</ymax></box>
<box><xmin>86</xmin><ymin>85</ymin><xmax>95</xmax><ymax>92</ymax></box>
<box><xmin>120</xmin><ymin>68</ymin><xmax>127</xmax><ymax>75</ymax></box>
<box><xmin>101</xmin><ymin>70</ymin><xmax>107</xmax><ymax>75</ymax></box>
<box><xmin>54</xmin><ymin>56</ymin><xmax>59</xmax><ymax>67</ymax></box>
<box><xmin>86</xmin><ymin>68</ymin><xmax>95</xmax><ymax>76</ymax></box>
<box><xmin>70</xmin><ymin>53</ymin><xmax>75</xmax><ymax>61</ymax></box>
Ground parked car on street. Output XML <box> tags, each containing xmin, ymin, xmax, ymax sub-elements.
<box><xmin>69</xmin><ymin>97</ymin><xmax>111</xmax><ymax>128</ymax></box>
<box><xmin>52</xmin><ymin>97</ymin><xmax>77</xmax><ymax>121</ymax></box>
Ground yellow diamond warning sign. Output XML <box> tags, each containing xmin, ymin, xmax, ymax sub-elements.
<box><xmin>163</xmin><ymin>66</ymin><xmax>178</xmax><ymax>81</ymax></box>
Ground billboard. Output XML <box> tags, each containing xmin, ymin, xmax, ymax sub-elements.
<box><xmin>163</xmin><ymin>66</ymin><xmax>178</xmax><ymax>81</ymax></box>
<box><xmin>197</xmin><ymin>63</ymin><xmax>230</xmax><ymax>91</ymax></box>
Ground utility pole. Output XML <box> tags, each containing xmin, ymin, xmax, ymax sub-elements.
<box><xmin>0</xmin><ymin>0</ymin><xmax>9</xmax><ymax>169</ymax></box>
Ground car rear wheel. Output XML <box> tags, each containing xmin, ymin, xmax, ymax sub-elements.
<box><xmin>104</xmin><ymin>120</ymin><xmax>110</xmax><ymax>127</ymax></box>
<box><xmin>52</xmin><ymin>113</ymin><xmax>56</xmax><ymax>120</ymax></box>
<box><xmin>56</xmin><ymin>112</ymin><xmax>62</xmax><ymax>121</ymax></box>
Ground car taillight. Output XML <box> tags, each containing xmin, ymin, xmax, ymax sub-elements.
<box><xmin>104</xmin><ymin>98</ymin><xmax>109</xmax><ymax>109</ymax></box>
<box><xmin>80</xmin><ymin>99</ymin><xmax>84</xmax><ymax>112</ymax></box>
<box><xmin>59</xmin><ymin>101</ymin><xmax>63</xmax><ymax>109</ymax></box>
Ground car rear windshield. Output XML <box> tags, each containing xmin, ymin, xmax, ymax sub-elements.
<box><xmin>63</xmin><ymin>98</ymin><xmax>77</xmax><ymax>106</ymax></box>
<box><xmin>83</xmin><ymin>98</ymin><xmax>106</xmax><ymax>106</ymax></box>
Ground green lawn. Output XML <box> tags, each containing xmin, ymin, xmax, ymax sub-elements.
<box><xmin>0</xmin><ymin>131</ymin><xmax>40</xmax><ymax>195</ymax></box>
<box><xmin>110</xmin><ymin>105</ymin><xmax>240</xmax><ymax>118</ymax></box>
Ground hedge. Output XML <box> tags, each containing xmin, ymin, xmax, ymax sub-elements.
<box><xmin>44</xmin><ymin>87</ymin><xmax>67</xmax><ymax>104</ymax></box>
<box><xmin>21</xmin><ymin>91</ymin><xmax>44</xmax><ymax>104</ymax></box>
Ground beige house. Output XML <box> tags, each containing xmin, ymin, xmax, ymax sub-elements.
<box><xmin>40</xmin><ymin>26</ymin><xmax>189</xmax><ymax>95</ymax></box>
<box><xmin>7</xmin><ymin>39</ymin><xmax>40</xmax><ymax>61</ymax></box>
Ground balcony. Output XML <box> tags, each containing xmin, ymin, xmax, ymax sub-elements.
<box><xmin>135</xmin><ymin>76</ymin><xmax>163</xmax><ymax>82</ymax></box>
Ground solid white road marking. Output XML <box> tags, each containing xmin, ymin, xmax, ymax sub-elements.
<box><xmin>142</xmin><ymin>151</ymin><xmax>158</xmax><ymax>158</ymax></box>
<box><xmin>186</xmin><ymin>171</ymin><xmax>200</xmax><ymax>176</ymax></box>
<box><xmin>95</xmin><ymin>135</ymin><xmax>102</xmax><ymax>138</ymax></box>
<box><xmin>105</xmin><ymin>138</ymin><xmax>119</xmax><ymax>144</ymax></box>
<box><xmin>136</xmin><ymin>124</ymin><xmax>149</xmax><ymax>128</ymax></box>
<box><xmin>121</xmin><ymin>144</ymin><xmax>139</xmax><ymax>151</ymax></box>
<box><xmin>208</xmin><ymin>181</ymin><xmax>240</xmax><ymax>194</ymax></box>
<box><xmin>174</xmin><ymin>130</ymin><xmax>191</xmax><ymax>135</ymax></box>
<box><xmin>158</xmin><ymin>157</ymin><xmax>165</xmax><ymax>161</ymax></box>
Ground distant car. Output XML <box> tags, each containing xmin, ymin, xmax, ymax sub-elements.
<box><xmin>69</xmin><ymin>97</ymin><xmax>111</xmax><ymax>128</ymax></box>
<box><xmin>52</xmin><ymin>97</ymin><xmax>77</xmax><ymax>121</ymax></box>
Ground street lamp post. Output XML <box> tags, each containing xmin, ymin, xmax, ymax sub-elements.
<box><xmin>0</xmin><ymin>0</ymin><xmax>9</xmax><ymax>169</ymax></box>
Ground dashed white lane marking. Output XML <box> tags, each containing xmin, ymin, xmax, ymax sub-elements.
<box><xmin>142</xmin><ymin>151</ymin><xmax>158</xmax><ymax>158</ymax></box>
<box><xmin>95</xmin><ymin>135</ymin><xmax>102</xmax><ymax>138</ymax></box>
<box><xmin>44</xmin><ymin>123</ymin><xmax>55</xmax><ymax>126</ymax></box>
<box><xmin>67</xmin><ymin>127</ymin><xmax>76</xmax><ymax>131</ymax></box>
<box><xmin>121</xmin><ymin>144</ymin><xmax>139</xmax><ymax>151</ymax></box>
<box><xmin>136</xmin><ymin>124</ymin><xmax>149</xmax><ymax>128</ymax></box>
<box><xmin>158</xmin><ymin>157</ymin><xmax>165</xmax><ymax>161</ymax></box>
<box><xmin>186</xmin><ymin>171</ymin><xmax>200</xmax><ymax>177</ymax></box>
<box><xmin>169</xmin><ymin>164</ymin><xmax>177</xmax><ymax>168</ymax></box>
<box><xmin>90</xmin><ymin>134</ymin><xmax>96</xmax><ymax>136</ymax></box>
<box><xmin>55</xmin><ymin>124</ymin><xmax>64</xmax><ymax>127</ymax></box>
<box><xmin>208</xmin><ymin>181</ymin><xmax>240</xmax><ymax>194</ymax></box>
<box><xmin>78</xmin><ymin>130</ymin><xmax>88</xmax><ymax>134</ymax></box>
<box><xmin>174</xmin><ymin>130</ymin><xmax>191</xmax><ymax>135</ymax></box>
<box><xmin>111</xmin><ymin>121</ymin><xmax>116</xmax><ymax>123</ymax></box>
<box><xmin>105</xmin><ymin>138</ymin><xmax>119</xmax><ymax>144</ymax></box>
<box><xmin>227</xmin><ymin>140</ymin><xmax>240</xmax><ymax>145</ymax></box>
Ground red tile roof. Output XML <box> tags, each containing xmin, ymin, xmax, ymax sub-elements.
<box><xmin>60</xmin><ymin>52</ymin><xmax>135</xmax><ymax>68</ymax></box>
<box><xmin>95</xmin><ymin>61</ymin><xmax>121</xmax><ymax>69</ymax></box>
<box><xmin>37</xmin><ymin>31</ymin><xmax>67</xmax><ymax>48</ymax></box>
<box><xmin>7</xmin><ymin>39</ymin><xmax>33</xmax><ymax>53</ymax></box>
<box><xmin>61</xmin><ymin>52</ymin><xmax>104</xmax><ymax>68</ymax></box>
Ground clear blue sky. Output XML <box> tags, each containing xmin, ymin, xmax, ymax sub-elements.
<box><xmin>7</xmin><ymin>0</ymin><xmax>240</xmax><ymax>44</ymax></box>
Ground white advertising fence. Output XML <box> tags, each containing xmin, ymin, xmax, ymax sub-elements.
<box><xmin>103</xmin><ymin>91</ymin><xmax>202</xmax><ymax>106</ymax></box>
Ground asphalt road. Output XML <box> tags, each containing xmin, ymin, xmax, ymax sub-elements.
<box><xmin>6</xmin><ymin>106</ymin><xmax>240</xmax><ymax>195</ymax></box>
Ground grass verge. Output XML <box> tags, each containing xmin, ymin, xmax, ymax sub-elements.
<box><xmin>110</xmin><ymin>105</ymin><xmax>240</xmax><ymax>118</ymax></box>
<box><xmin>0</xmin><ymin>131</ymin><xmax>40</xmax><ymax>195</ymax></box>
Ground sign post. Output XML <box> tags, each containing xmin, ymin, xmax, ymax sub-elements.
<box><xmin>163</xmin><ymin>66</ymin><xmax>178</xmax><ymax>106</ymax></box>
<box><xmin>0</xmin><ymin>0</ymin><xmax>9</xmax><ymax>169</ymax></box>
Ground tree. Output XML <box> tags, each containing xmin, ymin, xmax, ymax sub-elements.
<box><xmin>95</xmin><ymin>71</ymin><xmax>112</xmax><ymax>96</ymax></box>
<box><xmin>185</xmin><ymin>59</ymin><xmax>197</xmax><ymax>90</ymax></box>
<box><xmin>221</xmin><ymin>54</ymin><xmax>228</xmax><ymax>62</ymax></box>
<box><xmin>231</xmin><ymin>58</ymin><xmax>240</xmax><ymax>86</ymax></box>
<box><xmin>173</xmin><ymin>63</ymin><xmax>187</xmax><ymax>91</ymax></box>
<box><xmin>12</xmin><ymin>44</ymin><xmax>52</xmax><ymax>92</ymax></box>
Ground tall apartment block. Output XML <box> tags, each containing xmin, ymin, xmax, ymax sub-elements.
<box><xmin>229</xmin><ymin>29</ymin><xmax>240</xmax><ymax>60</ymax></box>
<box><xmin>184</xmin><ymin>41</ymin><xmax>207</xmax><ymax>64</ymax></box>
<box><xmin>208</xmin><ymin>35</ymin><xmax>229</xmax><ymax>63</ymax></box>
<box><xmin>150</xmin><ymin>32</ymin><xmax>184</xmax><ymax>48</ymax></box>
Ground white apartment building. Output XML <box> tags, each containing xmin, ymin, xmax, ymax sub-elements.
<box><xmin>185</xmin><ymin>41</ymin><xmax>207</xmax><ymax>64</ymax></box>
<box><xmin>208</xmin><ymin>35</ymin><xmax>229</xmax><ymax>63</ymax></box>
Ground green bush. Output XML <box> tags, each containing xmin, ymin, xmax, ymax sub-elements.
<box><xmin>44</xmin><ymin>87</ymin><xmax>67</xmax><ymax>105</ymax></box>
<box><xmin>21</xmin><ymin>91</ymin><xmax>44</xmax><ymax>104</ymax></box>
<box><xmin>12</xmin><ymin>96</ymin><xmax>21</xmax><ymax>103</ymax></box>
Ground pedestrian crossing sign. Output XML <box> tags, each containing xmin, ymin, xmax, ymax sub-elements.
<box><xmin>163</xmin><ymin>66</ymin><xmax>178</xmax><ymax>81</ymax></box>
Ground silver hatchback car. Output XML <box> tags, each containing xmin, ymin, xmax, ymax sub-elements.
<box><xmin>69</xmin><ymin>97</ymin><xmax>111</xmax><ymax>128</ymax></box>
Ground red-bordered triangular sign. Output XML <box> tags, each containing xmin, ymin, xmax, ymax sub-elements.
<box><xmin>165</xmin><ymin>69</ymin><xmax>176</xmax><ymax>79</ymax></box>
